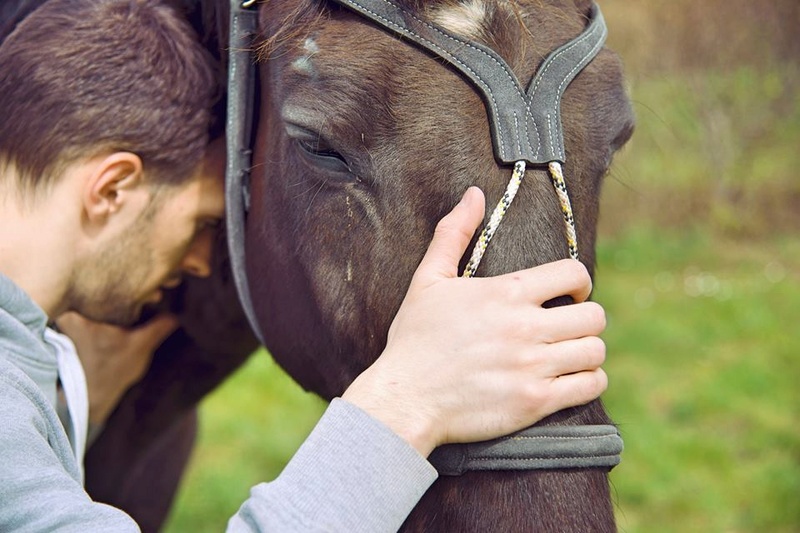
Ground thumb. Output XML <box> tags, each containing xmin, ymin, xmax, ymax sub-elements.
<box><xmin>413</xmin><ymin>187</ymin><xmax>485</xmax><ymax>283</ymax></box>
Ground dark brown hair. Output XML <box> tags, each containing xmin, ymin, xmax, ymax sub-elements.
<box><xmin>0</xmin><ymin>0</ymin><xmax>218</xmax><ymax>196</ymax></box>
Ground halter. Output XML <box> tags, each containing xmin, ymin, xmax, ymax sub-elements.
<box><xmin>332</xmin><ymin>0</ymin><xmax>605</xmax><ymax>274</ymax></box>
<box><xmin>226</xmin><ymin>0</ymin><xmax>622</xmax><ymax>474</ymax></box>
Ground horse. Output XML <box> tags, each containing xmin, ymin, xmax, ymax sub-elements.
<box><xmin>68</xmin><ymin>0</ymin><xmax>631</xmax><ymax>530</ymax></box>
<box><xmin>235</xmin><ymin>0</ymin><xmax>634</xmax><ymax>530</ymax></box>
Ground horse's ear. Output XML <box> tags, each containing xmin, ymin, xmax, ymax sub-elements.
<box><xmin>573</xmin><ymin>0</ymin><xmax>594</xmax><ymax>18</ymax></box>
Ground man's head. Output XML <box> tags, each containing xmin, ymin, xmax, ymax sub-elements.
<box><xmin>0</xmin><ymin>0</ymin><xmax>225</xmax><ymax>325</ymax></box>
<box><xmin>65</xmin><ymin>138</ymin><xmax>226</xmax><ymax>326</ymax></box>
<box><xmin>0</xmin><ymin>0</ymin><xmax>217</xmax><ymax>198</ymax></box>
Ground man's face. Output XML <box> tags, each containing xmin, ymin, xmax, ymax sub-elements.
<box><xmin>70</xmin><ymin>148</ymin><xmax>226</xmax><ymax>326</ymax></box>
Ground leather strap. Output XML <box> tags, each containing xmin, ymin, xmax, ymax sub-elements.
<box><xmin>331</xmin><ymin>0</ymin><xmax>607</xmax><ymax>166</ymax></box>
<box><xmin>429</xmin><ymin>424</ymin><xmax>623</xmax><ymax>476</ymax></box>
<box><xmin>226</xmin><ymin>0</ymin><xmax>265</xmax><ymax>344</ymax></box>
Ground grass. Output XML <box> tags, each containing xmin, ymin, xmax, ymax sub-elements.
<box><xmin>163</xmin><ymin>62</ymin><xmax>800</xmax><ymax>531</ymax></box>
<box><xmin>597</xmin><ymin>229</ymin><xmax>800</xmax><ymax>532</ymax></box>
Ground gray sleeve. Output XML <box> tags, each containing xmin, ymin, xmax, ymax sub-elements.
<box><xmin>227</xmin><ymin>398</ymin><xmax>438</xmax><ymax>533</ymax></box>
<box><xmin>0</xmin><ymin>368</ymin><xmax>139</xmax><ymax>533</ymax></box>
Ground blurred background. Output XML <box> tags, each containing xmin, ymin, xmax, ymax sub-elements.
<box><xmin>164</xmin><ymin>1</ymin><xmax>799</xmax><ymax>531</ymax></box>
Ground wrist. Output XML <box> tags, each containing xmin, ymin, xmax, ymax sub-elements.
<box><xmin>342</xmin><ymin>369</ymin><xmax>438</xmax><ymax>457</ymax></box>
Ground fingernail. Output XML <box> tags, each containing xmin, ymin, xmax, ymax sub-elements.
<box><xmin>459</xmin><ymin>186</ymin><xmax>479</xmax><ymax>206</ymax></box>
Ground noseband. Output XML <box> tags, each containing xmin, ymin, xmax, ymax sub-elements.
<box><xmin>225</xmin><ymin>0</ymin><xmax>622</xmax><ymax>474</ymax></box>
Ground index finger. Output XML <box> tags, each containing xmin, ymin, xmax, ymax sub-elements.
<box><xmin>501</xmin><ymin>259</ymin><xmax>593</xmax><ymax>305</ymax></box>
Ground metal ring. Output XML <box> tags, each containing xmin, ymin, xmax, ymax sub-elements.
<box><xmin>242</xmin><ymin>0</ymin><xmax>257</xmax><ymax>7</ymax></box>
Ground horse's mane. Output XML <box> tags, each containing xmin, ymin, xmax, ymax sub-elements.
<box><xmin>254</xmin><ymin>0</ymin><xmax>325</xmax><ymax>60</ymax></box>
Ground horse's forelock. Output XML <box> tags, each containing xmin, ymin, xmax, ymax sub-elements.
<box><xmin>255</xmin><ymin>0</ymin><xmax>325</xmax><ymax>61</ymax></box>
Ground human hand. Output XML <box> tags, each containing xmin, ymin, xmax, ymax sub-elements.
<box><xmin>342</xmin><ymin>187</ymin><xmax>608</xmax><ymax>457</ymax></box>
<box><xmin>56</xmin><ymin>312</ymin><xmax>179</xmax><ymax>425</ymax></box>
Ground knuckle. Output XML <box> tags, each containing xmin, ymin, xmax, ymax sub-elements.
<box><xmin>522</xmin><ymin>380</ymin><xmax>550</xmax><ymax>410</ymax></box>
<box><xmin>564</xmin><ymin>259</ymin><xmax>591</xmax><ymax>287</ymax></box>
<box><xmin>583</xmin><ymin>336</ymin><xmax>607</xmax><ymax>366</ymax></box>
<box><xmin>583</xmin><ymin>301</ymin><xmax>607</xmax><ymax>331</ymax></box>
<box><xmin>509</xmin><ymin>308</ymin><xmax>535</xmax><ymax>334</ymax></box>
<box><xmin>495</xmin><ymin>274</ymin><xmax>526</xmax><ymax>303</ymax></box>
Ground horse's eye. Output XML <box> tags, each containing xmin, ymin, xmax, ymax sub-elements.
<box><xmin>298</xmin><ymin>139</ymin><xmax>349</xmax><ymax>168</ymax></box>
<box><xmin>289</xmin><ymin>127</ymin><xmax>351</xmax><ymax>174</ymax></box>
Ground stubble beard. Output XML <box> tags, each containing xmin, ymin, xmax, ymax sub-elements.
<box><xmin>67</xmin><ymin>213</ymin><xmax>157</xmax><ymax>327</ymax></box>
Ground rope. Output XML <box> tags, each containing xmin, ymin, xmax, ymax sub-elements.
<box><xmin>462</xmin><ymin>160</ymin><xmax>578</xmax><ymax>278</ymax></box>
<box><xmin>547</xmin><ymin>161</ymin><xmax>579</xmax><ymax>260</ymax></box>
<box><xmin>463</xmin><ymin>161</ymin><xmax>527</xmax><ymax>277</ymax></box>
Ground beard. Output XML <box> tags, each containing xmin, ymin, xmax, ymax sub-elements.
<box><xmin>67</xmin><ymin>211</ymin><xmax>159</xmax><ymax>327</ymax></box>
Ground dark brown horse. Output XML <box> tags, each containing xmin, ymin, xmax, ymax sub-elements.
<box><xmin>241</xmin><ymin>0</ymin><xmax>633</xmax><ymax>530</ymax></box>
<box><xmin>58</xmin><ymin>0</ymin><xmax>631</xmax><ymax>530</ymax></box>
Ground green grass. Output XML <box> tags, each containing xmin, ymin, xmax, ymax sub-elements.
<box><xmin>596</xmin><ymin>229</ymin><xmax>800</xmax><ymax>532</ymax></box>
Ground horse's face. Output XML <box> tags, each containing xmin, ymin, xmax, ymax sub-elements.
<box><xmin>246</xmin><ymin>0</ymin><xmax>633</xmax><ymax>398</ymax></box>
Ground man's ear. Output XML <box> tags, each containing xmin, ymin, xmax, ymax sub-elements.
<box><xmin>83</xmin><ymin>152</ymin><xmax>145</xmax><ymax>222</ymax></box>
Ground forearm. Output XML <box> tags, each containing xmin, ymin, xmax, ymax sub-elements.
<box><xmin>227</xmin><ymin>398</ymin><xmax>437</xmax><ymax>532</ymax></box>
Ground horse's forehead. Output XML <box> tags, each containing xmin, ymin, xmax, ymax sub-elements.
<box><xmin>282</xmin><ymin>4</ymin><xmax>491</xmax><ymax>81</ymax></box>
<box><xmin>428</xmin><ymin>0</ymin><xmax>489</xmax><ymax>41</ymax></box>
<box><xmin>290</xmin><ymin>37</ymin><xmax>320</xmax><ymax>77</ymax></box>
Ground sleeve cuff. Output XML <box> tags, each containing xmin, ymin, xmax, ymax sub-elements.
<box><xmin>230</xmin><ymin>398</ymin><xmax>437</xmax><ymax>532</ymax></box>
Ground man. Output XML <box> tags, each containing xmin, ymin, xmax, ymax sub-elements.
<box><xmin>0</xmin><ymin>0</ymin><xmax>608</xmax><ymax>530</ymax></box>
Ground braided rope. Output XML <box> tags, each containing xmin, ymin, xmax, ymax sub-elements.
<box><xmin>547</xmin><ymin>161</ymin><xmax>579</xmax><ymax>260</ymax></box>
<box><xmin>463</xmin><ymin>160</ymin><xmax>527</xmax><ymax>277</ymax></box>
<box><xmin>462</xmin><ymin>160</ymin><xmax>579</xmax><ymax>277</ymax></box>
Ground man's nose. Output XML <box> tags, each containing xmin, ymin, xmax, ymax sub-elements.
<box><xmin>181</xmin><ymin>230</ymin><xmax>214</xmax><ymax>278</ymax></box>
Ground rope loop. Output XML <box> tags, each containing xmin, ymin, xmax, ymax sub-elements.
<box><xmin>462</xmin><ymin>160</ymin><xmax>579</xmax><ymax>278</ymax></box>
<box><xmin>463</xmin><ymin>161</ymin><xmax>527</xmax><ymax>277</ymax></box>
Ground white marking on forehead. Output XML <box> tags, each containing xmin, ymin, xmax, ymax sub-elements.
<box><xmin>291</xmin><ymin>37</ymin><xmax>321</xmax><ymax>76</ymax></box>
<box><xmin>430</xmin><ymin>0</ymin><xmax>488</xmax><ymax>41</ymax></box>
<box><xmin>303</xmin><ymin>37</ymin><xmax>320</xmax><ymax>54</ymax></box>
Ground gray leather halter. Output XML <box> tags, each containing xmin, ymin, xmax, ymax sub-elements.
<box><xmin>225</xmin><ymin>0</ymin><xmax>622</xmax><ymax>474</ymax></box>
<box><xmin>334</xmin><ymin>0</ymin><xmax>607</xmax><ymax>166</ymax></box>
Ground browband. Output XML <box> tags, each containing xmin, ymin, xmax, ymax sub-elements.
<box><xmin>331</xmin><ymin>0</ymin><xmax>607</xmax><ymax>165</ymax></box>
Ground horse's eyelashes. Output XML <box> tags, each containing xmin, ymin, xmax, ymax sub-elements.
<box><xmin>298</xmin><ymin>138</ymin><xmax>343</xmax><ymax>161</ymax></box>
<box><xmin>293</xmin><ymin>136</ymin><xmax>352</xmax><ymax>176</ymax></box>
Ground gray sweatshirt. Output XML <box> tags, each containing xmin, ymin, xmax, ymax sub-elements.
<box><xmin>0</xmin><ymin>273</ymin><xmax>437</xmax><ymax>532</ymax></box>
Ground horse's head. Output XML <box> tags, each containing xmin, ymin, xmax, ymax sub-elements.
<box><xmin>246</xmin><ymin>0</ymin><xmax>633</xmax><ymax>399</ymax></box>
